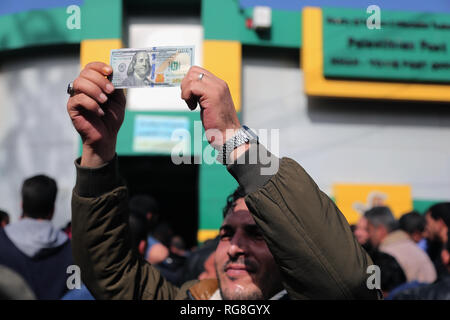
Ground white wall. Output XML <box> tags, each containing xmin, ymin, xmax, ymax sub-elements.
<box><xmin>0</xmin><ymin>51</ymin><xmax>80</xmax><ymax>228</ymax></box>
<box><xmin>242</xmin><ymin>47</ymin><xmax>450</xmax><ymax>201</ymax></box>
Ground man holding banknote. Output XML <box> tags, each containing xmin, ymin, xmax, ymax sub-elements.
<box><xmin>67</xmin><ymin>61</ymin><xmax>381</xmax><ymax>300</ymax></box>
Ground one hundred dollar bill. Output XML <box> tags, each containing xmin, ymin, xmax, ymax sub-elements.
<box><xmin>110</xmin><ymin>46</ymin><xmax>194</xmax><ymax>88</ymax></box>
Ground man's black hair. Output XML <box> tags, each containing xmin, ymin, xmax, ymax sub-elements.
<box><xmin>222</xmin><ymin>186</ymin><xmax>247</xmax><ymax>217</ymax></box>
<box><xmin>129</xmin><ymin>194</ymin><xmax>159</xmax><ymax>220</ymax></box>
<box><xmin>0</xmin><ymin>210</ymin><xmax>9</xmax><ymax>223</ymax></box>
<box><xmin>21</xmin><ymin>175</ymin><xmax>57</xmax><ymax>219</ymax></box>
<box><xmin>399</xmin><ymin>211</ymin><xmax>425</xmax><ymax>235</ymax></box>
<box><xmin>128</xmin><ymin>214</ymin><xmax>148</xmax><ymax>253</ymax></box>
<box><xmin>364</xmin><ymin>206</ymin><xmax>397</xmax><ymax>232</ymax></box>
<box><xmin>427</xmin><ymin>202</ymin><xmax>450</xmax><ymax>228</ymax></box>
<box><xmin>371</xmin><ymin>250</ymin><xmax>406</xmax><ymax>293</ymax></box>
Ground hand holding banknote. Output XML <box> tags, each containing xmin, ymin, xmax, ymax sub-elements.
<box><xmin>180</xmin><ymin>66</ymin><xmax>241</xmax><ymax>148</ymax></box>
<box><xmin>67</xmin><ymin>62</ymin><xmax>125</xmax><ymax>168</ymax></box>
<box><xmin>67</xmin><ymin>46</ymin><xmax>242</xmax><ymax>167</ymax></box>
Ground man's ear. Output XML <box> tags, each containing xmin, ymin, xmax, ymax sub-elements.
<box><xmin>138</xmin><ymin>240</ymin><xmax>147</xmax><ymax>256</ymax></box>
<box><xmin>146</xmin><ymin>212</ymin><xmax>152</xmax><ymax>221</ymax></box>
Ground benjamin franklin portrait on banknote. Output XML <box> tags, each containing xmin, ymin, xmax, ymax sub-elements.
<box><xmin>121</xmin><ymin>51</ymin><xmax>152</xmax><ymax>86</ymax></box>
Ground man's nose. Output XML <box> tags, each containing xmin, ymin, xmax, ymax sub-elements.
<box><xmin>227</xmin><ymin>233</ymin><xmax>246</xmax><ymax>258</ymax></box>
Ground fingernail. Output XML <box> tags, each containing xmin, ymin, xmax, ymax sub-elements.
<box><xmin>103</xmin><ymin>66</ymin><xmax>112</xmax><ymax>74</ymax></box>
<box><xmin>106</xmin><ymin>83</ymin><xmax>114</xmax><ymax>93</ymax></box>
<box><xmin>99</xmin><ymin>93</ymin><xmax>108</xmax><ymax>103</ymax></box>
<box><xmin>97</xmin><ymin>108</ymin><xmax>105</xmax><ymax>116</ymax></box>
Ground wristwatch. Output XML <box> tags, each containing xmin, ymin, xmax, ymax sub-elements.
<box><xmin>217</xmin><ymin>125</ymin><xmax>259</xmax><ymax>164</ymax></box>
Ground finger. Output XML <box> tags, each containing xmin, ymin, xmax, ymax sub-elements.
<box><xmin>181</xmin><ymin>80</ymin><xmax>206</xmax><ymax>110</ymax></box>
<box><xmin>84</xmin><ymin>62</ymin><xmax>113</xmax><ymax>76</ymax></box>
<box><xmin>80</xmin><ymin>68</ymin><xmax>115</xmax><ymax>94</ymax></box>
<box><xmin>68</xmin><ymin>93</ymin><xmax>104</xmax><ymax>117</ymax></box>
<box><xmin>188</xmin><ymin>65</ymin><xmax>214</xmax><ymax>79</ymax></box>
<box><xmin>73</xmin><ymin>77</ymin><xmax>108</xmax><ymax>104</ymax></box>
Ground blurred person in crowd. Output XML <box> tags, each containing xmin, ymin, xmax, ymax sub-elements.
<box><xmin>122</xmin><ymin>51</ymin><xmax>152</xmax><ymax>87</ymax></box>
<box><xmin>180</xmin><ymin>236</ymin><xmax>220</xmax><ymax>285</ymax></box>
<box><xmin>155</xmin><ymin>235</ymin><xmax>190</xmax><ymax>286</ymax></box>
<box><xmin>0</xmin><ymin>265</ymin><xmax>36</xmax><ymax>300</ymax></box>
<box><xmin>0</xmin><ymin>175</ymin><xmax>73</xmax><ymax>299</ymax></box>
<box><xmin>393</xmin><ymin>230</ymin><xmax>450</xmax><ymax>300</ymax></box>
<box><xmin>0</xmin><ymin>210</ymin><xmax>9</xmax><ymax>228</ymax></box>
<box><xmin>399</xmin><ymin>211</ymin><xmax>427</xmax><ymax>251</ymax></box>
<box><xmin>369</xmin><ymin>251</ymin><xmax>407</xmax><ymax>299</ymax></box>
<box><xmin>365</xmin><ymin>206</ymin><xmax>436</xmax><ymax>284</ymax></box>
<box><xmin>425</xmin><ymin>203</ymin><xmax>450</xmax><ymax>244</ymax></box>
<box><xmin>129</xmin><ymin>194</ymin><xmax>169</xmax><ymax>264</ymax></box>
<box><xmin>198</xmin><ymin>251</ymin><xmax>217</xmax><ymax>281</ymax></box>
<box><xmin>424</xmin><ymin>202</ymin><xmax>450</xmax><ymax>279</ymax></box>
<box><xmin>353</xmin><ymin>215</ymin><xmax>375</xmax><ymax>255</ymax></box>
<box><xmin>68</xmin><ymin>63</ymin><xmax>379</xmax><ymax>299</ymax></box>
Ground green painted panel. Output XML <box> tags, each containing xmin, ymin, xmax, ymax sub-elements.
<box><xmin>0</xmin><ymin>7</ymin><xmax>81</xmax><ymax>51</ymax></box>
<box><xmin>116</xmin><ymin>110</ymin><xmax>201</xmax><ymax>156</ymax></box>
<box><xmin>0</xmin><ymin>0</ymin><xmax>122</xmax><ymax>52</ymax></box>
<box><xmin>81</xmin><ymin>0</ymin><xmax>122</xmax><ymax>40</ymax></box>
<box><xmin>412</xmin><ymin>199</ymin><xmax>444</xmax><ymax>215</ymax></box>
<box><xmin>202</xmin><ymin>0</ymin><xmax>301</xmax><ymax>48</ymax></box>
<box><xmin>323</xmin><ymin>8</ymin><xmax>450</xmax><ymax>83</ymax></box>
<box><xmin>199</xmin><ymin>161</ymin><xmax>238</xmax><ymax>230</ymax></box>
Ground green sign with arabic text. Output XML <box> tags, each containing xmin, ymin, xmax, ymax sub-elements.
<box><xmin>323</xmin><ymin>8</ymin><xmax>450</xmax><ymax>83</ymax></box>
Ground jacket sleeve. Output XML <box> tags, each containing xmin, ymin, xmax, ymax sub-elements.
<box><xmin>71</xmin><ymin>156</ymin><xmax>179</xmax><ymax>300</ymax></box>
<box><xmin>228</xmin><ymin>143</ymin><xmax>380</xmax><ymax>300</ymax></box>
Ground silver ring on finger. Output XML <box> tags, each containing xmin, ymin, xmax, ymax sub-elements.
<box><xmin>198</xmin><ymin>73</ymin><xmax>204</xmax><ymax>81</ymax></box>
<box><xmin>67</xmin><ymin>82</ymin><xmax>75</xmax><ymax>96</ymax></box>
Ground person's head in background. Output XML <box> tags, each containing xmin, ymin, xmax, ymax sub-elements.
<box><xmin>170</xmin><ymin>235</ymin><xmax>188</xmax><ymax>257</ymax></box>
<box><xmin>354</xmin><ymin>216</ymin><xmax>370</xmax><ymax>245</ymax></box>
<box><xmin>364</xmin><ymin>206</ymin><xmax>397</xmax><ymax>248</ymax></box>
<box><xmin>21</xmin><ymin>175</ymin><xmax>57</xmax><ymax>220</ymax></box>
<box><xmin>0</xmin><ymin>210</ymin><xmax>10</xmax><ymax>228</ymax></box>
<box><xmin>424</xmin><ymin>202</ymin><xmax>450</xmax><ymax>244</ymax></box>
<box><xmin>215</xmin><ymin>186</ymin><xmax>283</xmax><ymax>300</ymax></box>
<box><xmin>129</xmin><ymin>194</ymin><xmax>160</xmax><ymax>231</ymax></box>
<box><xmin>198</xmin><ymin>250</ymin><xmax>217</xmax><ymax>281</ymax></box>
<box><xmin>128</xmin><ymin>213</ymin><xmax>148</xmax><ymax>256</ymax></box>
<box><xmin>399</xmin><ymin>211</ymin><xmax>426</xmax><ymax>244</ymax></box>
<box><xmin>370</xmin><ymin>250</ymin><xmax>407</xmax><ymax>299</ymax></box>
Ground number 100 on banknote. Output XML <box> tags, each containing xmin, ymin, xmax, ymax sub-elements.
<box><xmin>110</xmin><ymin>46</ymin><xmax>194</xmax><ymax>88</ymax></box>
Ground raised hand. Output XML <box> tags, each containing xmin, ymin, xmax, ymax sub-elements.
<box><xmin>67</xmin><ymin>62</ymin><xmax>126</xmax><ymax>167</ymax></box>
<box><xmin>180</xmin><ymin>66</ymin><xmax>241</xmax><ymax>148</ymax></box>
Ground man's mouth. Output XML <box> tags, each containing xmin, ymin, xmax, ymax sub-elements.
<box><xmin>224</xmin><ymin>264</ymin><xmax>253</xmax><ymax>277</ymax></box>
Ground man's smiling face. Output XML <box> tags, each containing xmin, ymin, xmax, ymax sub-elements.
<box><xmin>215</xmin><ymin>198</ymin><xmax>282</xmax><ymax>300</ymax></box>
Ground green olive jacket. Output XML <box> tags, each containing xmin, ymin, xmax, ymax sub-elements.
<box><xmin>71</xmin><ymin>144</ymin><xmax>380</xmax><ymax>300</ymax></box>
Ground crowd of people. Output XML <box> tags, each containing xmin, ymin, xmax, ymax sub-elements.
<box><xmin>0</xmin><ymin>62</ymin><xmax>449</xmax><ymax>300</ymax></box>
<box><xmin>0</xmin><ymin>176</ymin><xmax>218</xmax><ymax>300</ymax></box>
<box><xmin>351</xmin><ymin>203</ymin><xmax>450</xmax><ymax>299</ymax></box>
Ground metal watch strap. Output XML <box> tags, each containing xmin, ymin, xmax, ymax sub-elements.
<box><xmin>217</xmin><ymin>126</ymin><xmax>257</xmax><ymax>164</ymax></box>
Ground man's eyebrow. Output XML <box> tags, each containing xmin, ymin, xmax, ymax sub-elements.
<box><xmin>219</xmin><ymin>225</ymin><xmax>232</xmax><ymax>232</ymax></box>
<box><xmin>244</xmin><ymin>224</ymin><xmax>262</xmax><ymax>234</ymax></box>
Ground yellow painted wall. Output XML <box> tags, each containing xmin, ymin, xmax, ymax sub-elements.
<box><xmin>334</xmin><ymin>184</ymin><xmax>413</xmax><ymax>225</ymax></box>
<box><xmin>203</xmin><ymin>40</ymin><xmax>242</xmax><ymax>111</ymax></box>
<box><xmin>80</xmin><ymin>39</ymin><xmax>123</xmax><ymax>68</ymax></box>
